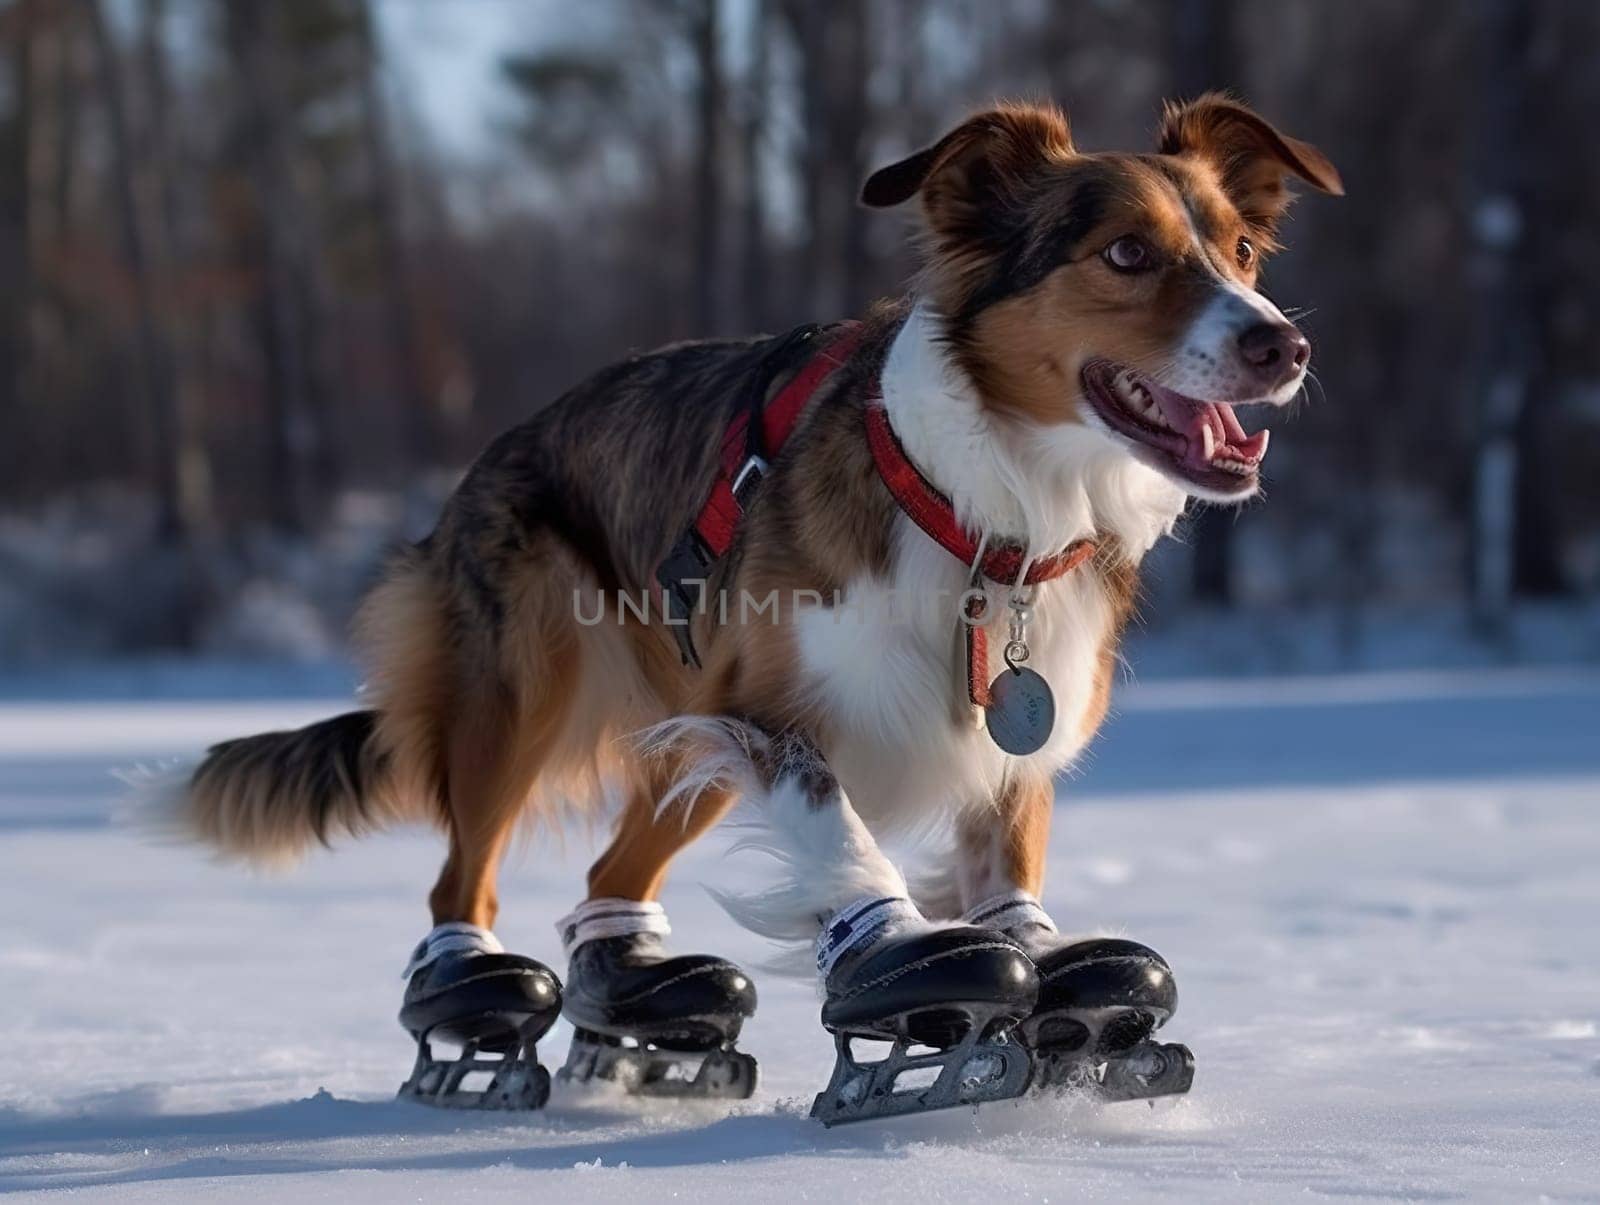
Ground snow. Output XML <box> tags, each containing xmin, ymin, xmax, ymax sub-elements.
<box><xmin>2</xmin><ymin>669</ymin><xmax>1599</xmax><ymax>1201</ymax></box>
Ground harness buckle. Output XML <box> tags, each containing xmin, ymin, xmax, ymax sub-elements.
<box><xmin>732</xmin><ymin>454</ymin><xmax>768</xmax><ymax>509</ymax></box>
<box><xmin>655</xmin><ymin>531</ymin><xmax>716</xmax><ymax>668</ymax></box>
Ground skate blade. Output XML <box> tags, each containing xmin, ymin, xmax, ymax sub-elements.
<box><xmin>398</xmin><ymin>1036</ymin><xmax>552</xmax><ymax>1111</ymax></box>
<box><xmin>1035</xmin><ymin>1040</ymin><xmax>1194</xmax><ymax>1103</ymax></box>
<box><xmin>809</xmin><ymin>1031</ymin><xmax>1034</xmax><ymax>1127</ymax></box>
<box><xmin>560</xmin><ymin>1033</ymin><xmax>759</xmax><ymax>1101</ymax></box>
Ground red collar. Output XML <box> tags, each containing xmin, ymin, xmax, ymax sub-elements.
<box><xmin>864</xmin><ymin>403</ymin><xmax>1097</xmax><ymax>586</ymax></box>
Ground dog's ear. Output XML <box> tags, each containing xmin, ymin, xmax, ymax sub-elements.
<box><xmin>861</xmin><ymin>104</ymin><xmax>1074</xmax><ymax>226</ymax></box>
<box><xmin>1159</xmin><ymin>93</ymin><xmax>1343</xmax><ymax>234</ymax></box>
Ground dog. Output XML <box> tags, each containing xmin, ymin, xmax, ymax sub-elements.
<box><xmin>156</xmin><ymin>93</ymin><xmax>1340</xmax><ymax>1111</ymax></box>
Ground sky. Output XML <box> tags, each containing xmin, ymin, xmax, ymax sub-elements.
<box><xmin>375</xmin><ymin>0</ymin><xmax>533</xmax><ymax>157</ymax></box>
<box><xmin>375</xmin><ymin>0</ymin><xmax>659</xmax><ymax>161</ymax></box>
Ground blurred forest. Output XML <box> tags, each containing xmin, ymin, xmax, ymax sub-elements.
<box><xmin>0</xmin><ymin>0</ymin><xmax>1597</xmax><ymax>668</ymax></box>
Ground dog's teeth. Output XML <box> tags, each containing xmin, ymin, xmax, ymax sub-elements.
<box><xmin>1200</xmin><ymin>425</ymin><xmax>1216</xmax><ymax>460</ymax></box>
<box><xmin>1110</xmin><ymin>371</ymin><xmax>1179</xmax><ymax>434</ymax></box>
<box><xmin>1129</xmin><ymin>386</ymin><xmax>1163</xmax><ymax>423</ymax></box>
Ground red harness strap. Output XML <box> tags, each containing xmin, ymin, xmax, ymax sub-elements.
<box><xmin>656</xmin><ymin>322</ymin><xmax>865</xmax><ymax>665</ymax></box>
<box><xmin>692</xmin><ymin>323</ymin><xmax>866</xmax><ymax>559</ymax></box>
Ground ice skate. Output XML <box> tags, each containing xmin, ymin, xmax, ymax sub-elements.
<box><xmin>556</xmin><ymin>899</ymin><xmax>759</xmax><ymax>1099</ymax></box>
<box><xmin>808</xmin><ymin>898</ymin><xmax>1039</xmax><ymax>1126</ymax></box>
<box><xmin>965</xmin><ymin>892</ymin><xmax>1194</xmax><ymax>1103</ymax></box>
<box><xmin>396</xmin><ymin>923</ymin><xmax>562</xmax><ymax>1111</ymax></box>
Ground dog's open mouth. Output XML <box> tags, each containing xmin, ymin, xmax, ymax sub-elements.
<box><xmin>1081</xmin><ymin>359</ymin><xmax>1269</xmax><ymax>497</ymax></box>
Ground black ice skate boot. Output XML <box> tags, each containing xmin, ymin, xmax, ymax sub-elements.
<box><xmin>809</xmin><ymin>897</ymin><xmax>1039</xmax><ymax>1126</ymax></box>
<box><xmin>556</xmin><ymin>899</ymin><xmax>759</xmax><ymax>1099</ymax></box>
<box><xmin>397</xmin><ymin>922</ymin><xmax>562</xmax><ymax>1110</ymax></box>
<box><xmin>963</xmin><ymin>891</ymin><xmax>1194</xmax><ymax>1103</ymax></box>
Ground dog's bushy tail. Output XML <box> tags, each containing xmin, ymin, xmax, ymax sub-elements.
<box><xmin>128</xmin><ymin>709</ymin><xmax>428</xmax><ymax>868</ymax></box>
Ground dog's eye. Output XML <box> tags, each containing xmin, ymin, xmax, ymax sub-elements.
<box><xmin>1103</xmin><ymin>235</ymin><xmax>1154</xmax><ymax>273</ymax></box>
<box><xmin>1236</xmin><ymin>237</ymin><xmax>1256</xmax><ymax>269</ymax></box>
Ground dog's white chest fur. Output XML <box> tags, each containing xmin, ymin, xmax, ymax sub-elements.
<box><xmin>795</xmin><ymin>522</ymin><xmax>1114</xmax><ymax>822</ymax></box>
<box><xmin>793</xmin><ymin>304</ymin><xmax>1186</xmax><ymax>822</ymax></box>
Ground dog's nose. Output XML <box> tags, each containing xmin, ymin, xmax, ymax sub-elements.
<box><xmin>1237</xmin><ymin>323</ymin><xmax>1310</xmax><ymax>386</ymax></box>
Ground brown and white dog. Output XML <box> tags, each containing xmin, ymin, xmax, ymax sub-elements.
<box><xmin>162</xmin><ymin>94</ymin><xmax>1339</xmax><ymax>1030</ymax></box>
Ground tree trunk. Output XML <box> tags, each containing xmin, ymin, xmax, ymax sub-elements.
<box><xmin>0</xmin><ymin>0</ymin><xmax>35</xmax><ymax>474</ymax></box>
<box><xmin>86</xmin><ymin>0</ymin><xmax>184</xmax><ymax>542</ymax></box>
<box><xmin>1468</xmin><ymin>0</ymin><xmax>1549</xmax><ymax>623</ymax></box>
<box><xmin>1166</xmin><ymin>0</ymin><xmax>1240</xmax><ymax>605</ymax></box>
<box><xmin>690</xmin><ymin>0</ymin><xmax>723</xmax><ymax>334</ymax></box>
<box><xmin>224</xmin><ymin>0</ymin><xmax>326</xmax><ymax>534</ymax></box>
<box><xmin>355</xmin><ymin>0</ymin><xmax>433</xmax><ymax>476</ymax></box>
<box><xmin>1508</xmin><ymin>2</ymin><xmax>1568</xmax><ymax>598</ymax></box>
<box><xmin>49</xmin><ymin>0</ymin><xmax>78</xmax><ymax>242</ymax></box>
<box><xmin>779</xmin><ymin>0</ymin><xmax>825</xmax><ymax>317</ymax></box>
<box><xmin>1510</xmin><ymin>380</ymin><xmax>1567</xmax><ymax>596</ymax></box>
<box><xmin>831</xmin><ymin>0</ymin><xmax>869</xmax><ymax>314</ymax></box>
<box><xmin>780</xmin><ymin>0</ymin><xmax>871</xmax><ymax>319</ymax></box>
<box><xmin>139</xmin><ymin>0</ymin><xmax>211</xmax><ymax>539</ymax></box>
<box><xmin>737</xmin><ymin>0</ymin><xmax>768</xmax><ymax>330</ymax></box>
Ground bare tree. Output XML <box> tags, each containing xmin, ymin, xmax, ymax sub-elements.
<box><xmin>689</xmin><ymin>0</ymin><xmax>724</xmax><ymax>333</ymax></box>
<box><xmin>737</xmin><ymin>0</ymin><xmax>770</xmax><ymax>329</ymax></box>
<box><xmin>138</xmin><ymin>0</ymin><xmax>212</xmax><ymax>538</ymax></box>
<box><xmin>223</xmin><ymin>0</ymin><xmax>335</xmax><ymax>534</ymax></box>
<box><xmin>86</xmin><ymin>0</ymin><xmax>183</xmax><ymax>541</ymax></box>
<box><xmin>354</xmin><ymin>0</ymin><xmax>433</xmax><ymax>476</ymax></box>
<box><xmin>1467</xmin><ymin>0</ymin><xmax>1540</xmax><ymax>626</ymax></box>
<box><xmin>1506</xmin><ymin>1</ymin><xmax>1573</xmax><ymax>598</ymax></box>
<box><xmin>0</xmin><ymin>0</ymin><xmax>36</xmax><ymax>462</ymax></box>
<box><xmin>1165</xmin><ymin>0</ymin><xmax>1240</xmax><ymax>606</ymax></box>
<box><xmin>780</xmin><ymin>0</ymin><xmax>871</xmax><ymax>318</ymax></box>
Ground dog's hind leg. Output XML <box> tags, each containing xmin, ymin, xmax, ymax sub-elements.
<box><xmin>557</xmin><ymin>747</ymin><xmax>759</xmax><ymax>1099</ymax></box>
<box><xmin>426</xmin><ymin>680</ymin><xmax>565</xmax><ymax>929</ymax></box>
<box><xmin>585</xmin><ymin>750</ymin><xmax>738</xmax><ymax>901</ymax></box>
<box><xmin>398</xmin><ymin>639</ymin><xmax>577</xmax><ymax>1111</ymax></box>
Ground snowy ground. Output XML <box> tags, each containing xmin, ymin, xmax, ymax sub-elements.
<box><xmin>2</xmin><ymin>669</ymin><xmax>1598</xmax><ymax>1201</ymax></box>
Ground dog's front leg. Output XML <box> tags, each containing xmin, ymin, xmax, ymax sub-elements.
<box><xmin>679</xmin><ymin>720</ymin><xmax>1041</xmax><ymax>1119</ymax></box>
<box><xmin>715</xmin><ymin>726</ymin><xmax>924</xmax><ymax>958</ymax></box>
<box><xmin>943</xmin><ymin>769</ymin><xmax>1062</xmax><ymax>939</ymax></box>
<box><xmin>728</xmin><ymin>729</ymin><xmax>1041</xmax><ymax>1125</ymax></box>
<box><xmin>944</xmin><ymin>768</ymin><xmax>1189</xmax><ymax>1102</ymax></box>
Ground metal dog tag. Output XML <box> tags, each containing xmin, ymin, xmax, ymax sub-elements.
<box><xmin>983</xmin><ymin>587</ymin><xmax>1054</xmax><ymax>755</ymax></box>
<box><xmin>985</xmin><ymin>666</ymin><xmax>1055</xmax><ymax>755</ymax></box>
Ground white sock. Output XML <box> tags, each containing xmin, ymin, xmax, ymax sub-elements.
<box><xmin>814</xmin><ymin>895</ymin><xmax>927</xmax><ymax>980</ymax></box>
<box><xmin>402</xmin><ymin>921</ymin><xmax>504</xmax><ymax>979</ymax></box>
<box><xmin>556</xmin><ymin>897</ymin><xmax>671</xmax><ymax>959</ymax></box>
<box><xmin>961</xmin><ymin>889</ymin><xmax>1057</xmax><ymax>936</ymax></box>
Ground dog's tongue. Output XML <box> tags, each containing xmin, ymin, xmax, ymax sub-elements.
<box><xmin>1150</xmin><ymin>384</ymin><xmax>1269</xmax><ymax>469</ymax></box>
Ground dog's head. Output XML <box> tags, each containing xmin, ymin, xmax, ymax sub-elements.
<box><xmin>863</xmin><ymin>94</ymin><xmax>1342</xmax><ymax>502</ymax></box>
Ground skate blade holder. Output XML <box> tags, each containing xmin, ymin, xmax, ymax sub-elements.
<box><xmin>397</xmin><ymin>1034</ymin><xmax>552</xmax><ymax>1111</ymax></box>
<box><xmin>560</xmin><ymin>1029</ymin><xmax>758</xmax><ymax>1100</ymax></box>
<box><xmin>1041</xmin><ymin>1040</ymin><xmax>1194</xmax><ymax>1104</ymax></box>
<box><xmin>809</xmin><ymin>1015</ymin><xmax>1034</xmax><ymax>1127</ymax></box>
